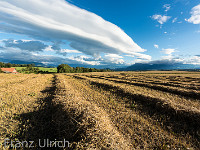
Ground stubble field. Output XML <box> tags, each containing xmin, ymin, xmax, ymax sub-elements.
<box><xmin>0</xmin><ymin>71</ymin><xmax>200</xmax><ymax>149</ymax></box>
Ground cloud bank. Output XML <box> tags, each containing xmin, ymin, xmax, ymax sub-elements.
<box><xmin>0</xmin><ymin>46</ymin><xmax>128</xmax><ymax>68</ymax></box>
<box><xmin>0</xmin><ymin>0</ymin><xmax>146</xmax><ymax>58</ymax></box>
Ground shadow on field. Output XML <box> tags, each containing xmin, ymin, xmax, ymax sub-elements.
<box><xmin>13</xmin><ymin>75</ymin><xmax>85</xmax><ymax>149</ymax></box>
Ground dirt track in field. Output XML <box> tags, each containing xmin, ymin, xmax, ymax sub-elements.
<box><xmin>1</xmin><ymin>72</ymin><xmax>200</xmax><ymax>149</ymax></box>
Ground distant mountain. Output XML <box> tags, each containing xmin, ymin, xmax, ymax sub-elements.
<box><xmin>117</xmin><ymin>62</ymin><xmax>200</xmax><ymax>71</ymax></box>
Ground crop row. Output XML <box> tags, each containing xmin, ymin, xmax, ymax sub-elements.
<box><xmin>0</xmin><ymin>74</ymin><xmax>53</xmax><ymax>147</ymax></box>
<box><xmin>84</xmin><ymin>74</ymin><xmax>200</xmax><ymax>100</ymax></box>
<box><xmin>60</xmin><ymin>74</ymin><xmax>195</xmax><ymax>149</ymax></box>
<box><xmin>71</xmin><ymin>74</ymin><xmax>200</xmax><ymax>145</ymax></box>
<box><xmin>88</xmin><ymin>72</ymin><xmax>200</xmax><ymax>87</ymax></box>
<box><xmin>0</xmin><ymin>74</ymin><xmax>40</xmax><ymax>88</ymax></box>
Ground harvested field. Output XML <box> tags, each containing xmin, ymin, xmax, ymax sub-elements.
<box><xmin>0</xmin><ymin>71</ymin><xmax>200</xmax><ymax>149</ymax></box>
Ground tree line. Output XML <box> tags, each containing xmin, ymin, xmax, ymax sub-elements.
<box><xmin>57</xmin><ymin>64</ymin><xmax>111</xmax><ymax>73</ymax></box>
<box><xmin>0</xmin><ymin>62</ymin><xmax>111</xmax><ymax>73</ymax></box>
<box><xmin>0</xmin><ymin>62</ymin><xmax>35</xmax><ymax>68</ymax></box>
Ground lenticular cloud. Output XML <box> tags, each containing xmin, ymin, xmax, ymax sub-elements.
<box><xmin>0</xmin><ymin>0</ymin><xmax>145</xmax><ymax>57</ymax></box>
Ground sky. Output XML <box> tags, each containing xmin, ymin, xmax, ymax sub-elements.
<box><xmin>0</xmin><ymin>0</ymin><xmax>200</xmax><ymax>68</ymax></box>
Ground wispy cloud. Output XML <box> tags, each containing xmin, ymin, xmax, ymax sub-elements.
<box><xmin>152</xmin><ymin>15</ymin><xmax>171</xmax><ymax>24</ymax></box>
<box><xmin>161</xmin><ymin>48</ymin><xmax>176</xmax><ymax>60</ymax></box>
<box><xmin>154</xmin><ymin>44</ymin><xmax>159</xmax><ymax>49</ymax></box>
<box><xmin>185</xmin><ymin>55</ymin><xmax>200</xmax><ymax>65</ymax></box>
<box><xmin>161</xmin><ymin>48</ymin><xmax>175</xmax><ymax>55</ymax></box>
<box><xmin>0</xmin><ymin>0</ymin><xmax>147</xmax><ymax>60</ymax></box>
<box><xmin>104</xmin><ymin>54</ymin><xmax>125</xmax><ymax>64</ymax></box>
<box><xmin>68</xmin><ymin>55</ymin><xmax>101</xmax><ymax>66</ymax></box>
<box><xmin>56</xmin><ymin>49</ymin><xmax>82</xmax><ymax>56</ymax></box>
<box><xmin>172</xmin><ymin>17</ymin><xmax>177</xmax><ymax>23</ymax></box>
<box><xmin>163</xmin><ymin>4</ymin><xmax>171</xmax><ymax>12</ymax></box>
<box><xmin>131</xmin><ymin>52</ymin><xmax>152</xmax><ymax>61</ymax></box>
<box><xmin>186</xmin><ymin>4</ymin><xmax>200</xmax><ymax>24</ymax></box>
<box><xmin>140</xmin><ymin>55</ymin><xmax>200</xmax><ymax>66</ymax></box>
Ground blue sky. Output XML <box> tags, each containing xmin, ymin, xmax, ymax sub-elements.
<box><xmin>0</xmin><ymin>0</ymin><xmax>200</xmax><ymax>68</ymax></box>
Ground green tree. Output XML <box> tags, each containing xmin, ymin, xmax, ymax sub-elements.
<box><xmin>0</xmin><ymin>62</ymin><xmax>5</xmax><ymax>68</ymax></box>
<box><xmin>57</xmin><ymin>64</ymin><xmax>73</xmax><ymax>73</ymax></box>
<box><xmin>5</xmin><ymin>63</ymin><xmax>12</xmax><ymax>68</ymax></box>
<box><xmin>57</xmin><ymin>64</ymin><xmax>112</xmax><ymax>73</ymax></box>
<box><xmin>83</xmin><ymin>67</ymin><xmax>89</xmax><ymax>73</ymax></box>
<box><xmin>19</xmin><ymin>66</ymin><xmax>40</xmax><ymax>74</ymax></box>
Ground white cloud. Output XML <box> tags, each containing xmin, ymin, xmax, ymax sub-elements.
<box><xmin>104</xmin><ymin>54</ymin><xmax>125</xmax><ymax>64</ymax></box>
<box><xmin>133</xmin><ymin>59</ymin><xmax>150</xmax><ymax>64</ymax></box>
<box><xmin>172</xmin><ymin>17</ymin><xmax>177</xmax><ymax>23</ymax></box>
<box><xmin>161</xmin><ymin>48</ymin><xmax>176</xmax><ymax>61</ymax></box>
<box><xmin>0</xmin><ymin>0</ymin><xmax>145</xmax><ymax>58</ymax></box>
<box><xmin>185</xmin><ymin>55</ymin><xmax>200</xmax><ymax>65</ymax></box>
<box><xmin>68</xmin><ymin>55</ymin><xmax>101</xmax><ymax>65</ymax></box>
<box><xmin>152</xmin><ymin>15</ymin><xmax>171</xmax><ymax>24</ymax></box>
<box><xmin>124</xmin><ymin>55</ymin><xmax>134</xmax><ymax>58</ymax></box>
<box><xmin>61</xmin><ymin>49</ymin><xmax>82</xmax><ymax>54</ymax></box>
<box><xmin>124</xmin><ymin>53</ymin><xmax>151</xmax><ymax>61</ymax></box>
<box><xmin>161</xmin><ymin>54</ymin><xmax>174</xmax><ymax>60</ymax></box>
<box><xmin>56</xmin><ymin>49</ymin><xmax>82</xmax><ymax>56</ymax></box>
<box><xmin>186</xmin><ymin>4</ymin><xmax>200</xmax><ymax>24</ymax></box>
<box><xmin>163</xmin><ymin>4</ymin><xmax>171</xmax><ymax>12</ymax></box>
<box><xmin>164</xmin><ymin>32</ymin><xmax>167</xmax><ymax>34</ymax></box>
<box><xmin>44</xmin><ymin>46</ymin><xmax>54</xmax><ymax>52</ymax></box>
<box><xmin>162</xmin><ymin>48</ymin><xmax>175</xmax><ymax>55</ymax></box>
<box><xmin>161</xmin><ymin>48</ymin><xmax>175</xmax><ymax>61</ymax></box>
<box><xmin>104</xmin><ymin>54</ymin><xmax>123</xmax><ymax>59</ymax></box>
<box><xmin>154</xmin><ymin>44</ymin><xmax>159</xmax><ymax>49</ymax></box>
<box><xmin>135</xmin><ymin>55</ymin><xmax>200</xmax><ymax>66</ymax></box>
<box><xmin>161</xmin><ymin>55</ymin><xmax>200</xmax><ymax>65</ymax></box>
<box><xmin>131</xmin><ymin>52</ymin><xmax>152</xmax><ymax>61</ymax></box>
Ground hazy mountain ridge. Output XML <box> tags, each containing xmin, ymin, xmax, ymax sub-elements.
<box><xmin>117</xmin><ymin>62</ymin><xmax>200</xmax><ymax>71</ymax></box>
